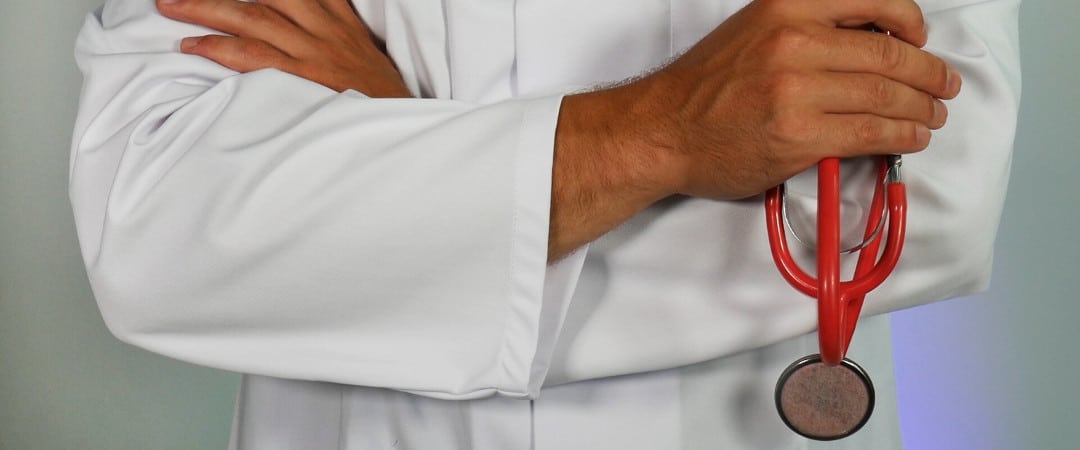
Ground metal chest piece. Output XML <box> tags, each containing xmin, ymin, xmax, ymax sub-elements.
<box><xmin>775</xmin><ymin>354</ymin><xmax>875</xmax><ymax>441</ymax></box>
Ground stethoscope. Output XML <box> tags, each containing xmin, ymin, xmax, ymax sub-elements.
<box><xmin>765</xmin><ymin>154</ymin><xmax>907</xmax><ymax>440</ymax></box>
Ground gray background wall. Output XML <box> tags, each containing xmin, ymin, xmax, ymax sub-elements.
<box><xmin>1</xmin><ymin>2</ymin><xmax>237</xmax><ymax>449</ymax></box>
<box><xmin>1</xmin><ymin>1</ymin><xmax>1076</xmax><ymax>449</ymax></box>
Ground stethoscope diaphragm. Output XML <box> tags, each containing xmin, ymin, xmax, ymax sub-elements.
<box><xmin>775</xmin><ymin>354</ymin><xmax>875</xmax><ymax>441</ymax></box>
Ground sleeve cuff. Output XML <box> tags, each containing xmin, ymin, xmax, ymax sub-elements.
<box><xmin>495</xmin><ymin>94</ymin><xmax>588</xmax><ymax>398</ymax></box>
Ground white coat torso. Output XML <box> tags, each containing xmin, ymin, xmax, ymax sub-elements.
<box><xmin>70</xmin><ymin>0</ymin><xmax>1022</xmax><ymax>448</ymax></box>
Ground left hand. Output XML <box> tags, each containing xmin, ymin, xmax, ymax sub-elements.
<box><xmin>157</xmin><ymin>0</ymin><xmax>412</xmax><ymax>97</ymax></box>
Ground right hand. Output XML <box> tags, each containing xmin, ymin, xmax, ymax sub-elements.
<box><xmin>608</xmin><ymin>0</ymin><xmax>961</xmax><ymax>200</ymax></box>
<box><xmin>158</xmin><ymin>0</ymin><xmax>411</xmax><ymax>98</ymax></box>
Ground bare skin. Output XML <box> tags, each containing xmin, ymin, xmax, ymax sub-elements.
<box><xmin>161</xmin><ymin>0</ymin><xmax>411</xmax><ymax>96</ymax></box>
<box><xmin>157</xmin><ymin>0</ymin><xmax>960</xmax><ymax>262</ymax></box>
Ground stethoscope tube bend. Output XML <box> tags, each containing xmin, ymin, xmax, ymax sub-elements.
<box><xmin>765</xmin><ymin>156</ymin><xmax>907</xmax><ymax>365</ymax></box>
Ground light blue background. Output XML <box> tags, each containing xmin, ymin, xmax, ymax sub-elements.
<box><xmin>1</xmin><ymin>1</ymin><xmax>1075</xmax><ymax>449</ymax></box>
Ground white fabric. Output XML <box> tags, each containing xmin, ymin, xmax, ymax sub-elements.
<box><xmin>71</xmin><ymin>0</ymin><xmax>1021</xmax><ymax>448</ymax></box>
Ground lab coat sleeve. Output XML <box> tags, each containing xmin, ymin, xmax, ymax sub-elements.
<box><xmin>860</xmin><ymin>0</ymin><xmax>1021</xmax><ymax>315</ymax></box>
<box><xmin>69</xmin><ymin>1</ymin><xmax>581</xmax><ymax>400</ymax></box>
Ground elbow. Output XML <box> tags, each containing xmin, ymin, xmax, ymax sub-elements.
<box><xmin>70</xmin><ymin>197</ymin><xmax>157</xmax><ymax>350</ymax></box>
<box><xmin>77</xmin><ymin>209</ymin><xmax>206</xmax><ymax>357</ymax></box>
<box><xmin>925</xmin><ymin>190</ymin><xmax>1003</xmax><ymax>301</ymax></box>
<box><xmin>83</xmin><ymin>255</ymin><xmax>165</xmax><ymax>351</ymax></box>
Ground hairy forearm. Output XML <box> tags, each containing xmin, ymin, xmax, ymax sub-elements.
<box><xmin>548</xmin><ymin>86</ymin><xmax>677</xmax><ymax>261</ymax></box>
<box><xmin>546</xmin><ymin>0</ymin><xmax>960</xmax><ymax>261</ymax></box>
<box><xmin>155</xmin><ymin>0</ymin><xmax>958</xmax><ymax>266</ymax></box>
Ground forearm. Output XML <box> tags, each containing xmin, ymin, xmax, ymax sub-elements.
<box><xmin>150</xmin><ymin>0</ymin><xmax>960</xmax><ymax>268</ymax></box>
<box><xmin>548</xmin><ymin>87</ymin><xmax>677</xmax><ymax>261</ymax></box>
<box><xmin>72</xmin><ymin>2</ymin><xmax>571</xmax><ymax>397</ymax></box>
<box><xmin>548</xmin><ymin>0</ymin><xmax>963</xmax><ymax>261</ymax></box>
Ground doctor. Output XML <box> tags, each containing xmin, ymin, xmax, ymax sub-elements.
<box><xmin>70</xmin><ymin>0</ymin><xmax>1020</xmax><ymax>448</ymax></box>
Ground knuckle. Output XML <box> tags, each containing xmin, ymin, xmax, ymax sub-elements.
<box><xmin>767</xmin><ymin>110</ymin><xmax>812</xmax><ymax>144</ymax></box>
<box><xmin>192</xmin><ymin>35</ymin><xmax>224</xmax><ymax>52</ymax></box>
<box><xmin>765</xmin><ymin>71</ymin><xmax>808</xmax><ymax>104</ymax></box>
<box><xmin>762</xmin><ymin>26</ymin><xmax>812</xmax><ymax>62</ymax></box>
<box><xmin>875</xmin><ymin>37</ymin><xmax>905</xmax><ymax>72</ymax></box>
<box><xmin>238</xmin><ymin>40</ymin><xmax>275</xmax><ymax>61</ymax></box>
<box><xmin>854</xmin><ymin>119</ymin><xmax>884</xmax><ymax>145</ymax></box>
<box><xmin>866</xmin><ymin>78</ymin><xmax>893</xmax><ymax>109</ymax></box>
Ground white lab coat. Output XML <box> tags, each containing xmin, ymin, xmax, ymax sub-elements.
<box><xmin>70</xmin><ymin>0</ymin><xmax>1021</xmax><ymax>448</ymax></box>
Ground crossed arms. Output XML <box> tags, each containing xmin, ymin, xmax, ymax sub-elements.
<box><xmin>70</xmin><ymin>0</ymin><xmax>1020</xmax><ymax>397</ymax></box>
<box><xmin>158</xmin><ymin>0</ymin><xmax>960</xmax><ymax>262</ymax></box>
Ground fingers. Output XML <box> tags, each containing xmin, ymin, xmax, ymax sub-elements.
<box><xmin>180</xmin><ymin>34</ymin><xmax>298</xmax><ymax>74</ymax></box>
<box><xmin>255</xmin><ymin>0</ymin><xmax>334</xmax><ymax>32</ymax></box>
<box><xmin>751</xmin><ymin>14</ymin><xmax>960</xmax><ymax>101</ymax></box>
<box><xmin>818</xmin><ymin>28</ymin><xmax>961</xmax><ymax>100</ymax></box>
<box><xmin>760</xmin><ymin>0</ymin><xmax>956</xmax><ymax>100</ymax></box>
<box><xmin>816</xmin><ymin>0</ymin><xmax>927</xmax><ymax>47</ymax></box>
<box><xmin>809</xmin><ymin>73</ymin><xmax>948</xmax><ymax>129</ymax></box>
<box><xmin>821</xmin><ymin>114</ymin><xmax>931</xmax><ymax>157</ymax></box>
<box><xmin>158</xmin><ymin>0</ymin><xmax>310</xmax><ymax>53</ymax></box>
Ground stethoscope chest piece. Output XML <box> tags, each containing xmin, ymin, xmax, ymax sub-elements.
<box><xmin>775</xmin><ymin>354</ymin><xmax>875</xmax><ymax>441</ymax></box>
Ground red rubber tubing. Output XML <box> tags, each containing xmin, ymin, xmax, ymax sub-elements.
<box><xmin>764</xmin><ymin>157</ymin><xmax>907</xmax><ymax>365</ymax></box>
<box><xmin>817</xmin><ymin>158</ymin><xmax>843</xmax><ymax>365</ymax></box>
<box><xmin>765</xmin><ymin>185</ymin><xmax>816</xmax><ymax>297</ymax></box>
<box><xmin>841</xmin><ymin>160</ymin><xmax>889</xmax><ymax>355</ymax></box>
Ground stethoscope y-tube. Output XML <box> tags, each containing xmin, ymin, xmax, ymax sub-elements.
<box><xmin>766</xmin><ymin>155</ymin><xmax>906</xmax><ymax>364</ymax></box>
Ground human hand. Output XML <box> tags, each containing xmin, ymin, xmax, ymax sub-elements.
<box><xmin>588</xmin><ymin>0</ymin><xmax>961</xmax><ymax>201</ymax></box>
<box><xmin>157</xmin><ymin>0</ymin><xmax>411</xmax><ymax>97</ymax></box>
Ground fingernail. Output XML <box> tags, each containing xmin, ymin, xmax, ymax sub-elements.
<box><xmin>916</xmin><ymin>124</ymin><xmax>931</xmax><ymax>147</ymax></box>
<box><xmin>180</xmin><ymin>36</ymin><xmax>202</xmax><ymax>52</ymax></box>
<box><xmin>947</xmin><ymin>67</ymin><xmax>962</xmax><ymax>96</ymax></box>
<box><xmin>932</xmin><ymin>100</ymin><xmax>947</xmax><ymax>128</ymax></box>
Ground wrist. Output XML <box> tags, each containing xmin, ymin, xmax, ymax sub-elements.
<box><xmin>547</xmin><ymin>85</ymin><xmax>680</xmax><ymax>260</ymax></box>
<box><xmin>557</xmin><ymin>83</ymin><xmax>681</xmax><ymax>205</ymax></box>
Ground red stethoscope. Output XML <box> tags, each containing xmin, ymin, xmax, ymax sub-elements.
<box><xmin>766</xmin><ymin>154</ymin><xmax>907</xmax><ymax>440</ymax></box>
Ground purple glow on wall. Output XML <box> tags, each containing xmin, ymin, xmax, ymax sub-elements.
<box><xmin>891</xmin><ymin>290</ymin><xmax>1019</xmax><ymax>450</ymax></box>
